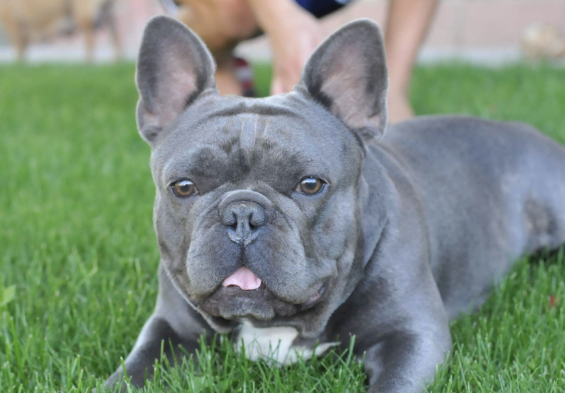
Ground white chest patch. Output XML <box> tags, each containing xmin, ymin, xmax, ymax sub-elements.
<box><xmin>234</xmin><ymin>323</ymin><xmax>339</xmax><ymax>366</ymax></box>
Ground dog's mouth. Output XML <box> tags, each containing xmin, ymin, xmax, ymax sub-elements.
<box><xmin>221</xmin><ymin>266</ymin><xmax>328</xmax><ymax>308</ymax></box>
<box><xmin>222</xmin><ymin>266</ymin><xmax>263</xmax><ymax>290</ymax></box>
<box><xmin>301</xmin><ymin>281</ymin><xmax>327</xmax><ymax>309</ymax></box>
<box><xmin>190</xmin><ymin>266</ymin><xmax>328</xmax><ymax>321</ymax></box>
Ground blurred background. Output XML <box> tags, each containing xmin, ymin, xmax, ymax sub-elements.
<box><xmin>0</xmin><ymin>0</ymin><xmax>564</xmax><ymax>65</ymax></box>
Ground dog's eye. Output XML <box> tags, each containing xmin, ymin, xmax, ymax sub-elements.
<box><xmin>296</xmin><ymin>177</ymin><xmax>325</xmax><ymax>195</ymax></box>
<box><xmin>171</xmin><ymin>179</ymin><xmax>198</xmax><ymax>198</ymax></box>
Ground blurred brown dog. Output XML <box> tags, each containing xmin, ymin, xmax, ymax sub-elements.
<box><xmin>0</xmin><ymin>0</ymin><xmax>122</xmax><ymax>62</ymax></box>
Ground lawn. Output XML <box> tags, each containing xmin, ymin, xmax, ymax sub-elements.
<box><xmin>0</xmin><ymin>63</ymin><xmax>564</xmax><ymax>393</ymax></box>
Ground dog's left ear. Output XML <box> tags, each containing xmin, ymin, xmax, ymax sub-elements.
<box><xmin>135</xmin><ymin>16</ymin><xmax>216</xmax><ymax>145</ymax></box>
<box><xmin>299</xmin><ymin>19</ymin><xmax>388</xmax><ymax>142</ymax></box>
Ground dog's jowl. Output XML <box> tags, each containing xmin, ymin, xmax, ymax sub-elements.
<box><xmin>104</xmin><ymin>16</ymin><xmax>565</xmax><ymax>393</ymax></box>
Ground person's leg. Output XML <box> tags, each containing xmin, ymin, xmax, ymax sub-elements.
<box><xmin>167</xmin><ymin>0</ymin><xmax>331</xmax><ymax>96</ymax></box>
<box><xmin>385</xmin><ymin>0</ymin><xmax>440</xmax><ymax>122</ymax></box>
<box><xmin>72</xmin><ymin>0</ymin><xmax>97</xmax><ymax>63</ymax></box>
<box><xmin>104</xmin><ymin>1</ymin><xmax>124</xmax><ymax>62</ymax></box>
<box><xmin>170</xmin><ymin>0</ymin><xmax>440</xmax><ymax>104</ymax></box>
<box><xmin>0</xmin><ymin>14</ymin><xmax>29</xmax><ymax>61</ymax></box>
<box><xmin>173</xmin><ymin>0</ymin><xmax>259</xmax><ymax>95</ymax></box>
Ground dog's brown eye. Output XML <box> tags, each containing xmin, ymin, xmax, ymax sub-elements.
<box><xmin>171</xmin><ymin>179</ymin><xmax>198</xmax><ymax>198</ymax></box>
<box><xmin>296</xmin><ymin>177</ymin><xmax>325</xmax><ymax>195</ymax></box>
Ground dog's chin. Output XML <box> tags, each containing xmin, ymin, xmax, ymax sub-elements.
<box><xmin>188</xmin><ymin>281</ymin><xmax>329</xmax><ymax>322</ymax></box>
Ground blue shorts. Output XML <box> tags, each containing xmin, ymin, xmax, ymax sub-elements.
<box><xmin>295</xmin><ymin>0</ymin><xmax>353</xmax><ymax>18</ymax></box>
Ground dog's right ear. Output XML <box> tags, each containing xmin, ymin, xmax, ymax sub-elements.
<box><xmin>136</xmin><ymin>16</ymin><xmax>216</xmax><ymax>145</ymax></box>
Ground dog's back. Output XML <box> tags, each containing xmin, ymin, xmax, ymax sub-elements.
<box><xmin>378</xmin><ymin>116</ymin><xmax>565</xmax><ymax>318</ymax></box>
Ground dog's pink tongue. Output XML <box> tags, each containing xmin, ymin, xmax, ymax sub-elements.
<box><xmin>222</xmin><ymin>266</ymin><xmax>262</xmax><ymax>290</ymax></box>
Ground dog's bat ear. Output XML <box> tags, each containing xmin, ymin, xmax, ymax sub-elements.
<box><xmin>135</xmin><ymin>16</ymin><xmax>216</xmax><ymax>145</ymax></box>
<box><xmin>299</xmin><ymin>19</ymin><xmax>388</xmax><ymax>142</ymax></box>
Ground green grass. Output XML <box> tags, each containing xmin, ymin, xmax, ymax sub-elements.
<box><xmin>0</xmin><ymin>63</ymin><xmax>564</xmax><ymax>393</ymax></box>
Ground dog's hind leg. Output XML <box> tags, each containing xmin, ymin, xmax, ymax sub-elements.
<box><xmin>526</xmin><ymin>168</ymin><xmax>565</xmax><ymax>256</ymax></box>
<box><xmin>505</xmin><ymin>123</ymin><xmax>565</xmax><ymax>256</ymax></box>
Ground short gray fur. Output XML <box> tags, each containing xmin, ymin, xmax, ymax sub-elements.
<box><xmin>103</xmin><ymin>16</ymin><xmax>565</xmax><ymax>393</ymax></box>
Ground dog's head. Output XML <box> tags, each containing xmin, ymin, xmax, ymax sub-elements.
<box><xmin>136</xmin><ymin>16</ymin><xmax>388</xmax><ymax>335</ymax></box>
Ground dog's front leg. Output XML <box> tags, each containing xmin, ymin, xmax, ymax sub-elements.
<box><xmin>360</xmin><ymin>276</ymin><xmax>452</xmax><ymax>393</ymax></box>
<box><xmin>363</xmin><ymin>326</ymin><xmax>451</xmax><ymax>393</ymax></box>
<box><xmin>104</xmin><ymin>266</ymin><xmax>212</xmax><ymax>391</ymax></box>
<box><xmin>338</xmin><ymin>250</ymin><xmax>452</xmax><ymax>393</ymax></box>
<box><xmin>104</xmin><ymin>314</ymin><xmax>201</xmax><ymax>390</ymax></box>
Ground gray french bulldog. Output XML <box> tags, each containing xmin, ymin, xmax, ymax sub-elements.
<box><xmin>104</xmin><ymin>15</ymin><xmax>565</xmax><ymax>393</ymax></box>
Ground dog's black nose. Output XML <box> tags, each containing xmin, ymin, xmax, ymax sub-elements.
<box><xmin>221</xmin><ymin>201</ymin><xmax>266</xmax><ymax>246</ymax></box>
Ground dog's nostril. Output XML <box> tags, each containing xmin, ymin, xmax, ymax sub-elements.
<box><xmin>227</xmin><ymin>218</ymin><xmax>238</xmax><ymax>229</ymax></box>
<box><xmin>249</xmin><ymin>210</ymin><xmax>266</xmax><ymax>228</ymax></box>
<box><xmin>221</xmin><ymin>210</ymin><xmax>237</xmax><ymax>227</ymax></box>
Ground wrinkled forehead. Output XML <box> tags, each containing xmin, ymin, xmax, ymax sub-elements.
<box><xmin>152</xmin><ymin>94</ymin><xmax>363</xmax><ymax>179</ymax></box>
